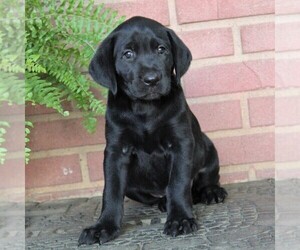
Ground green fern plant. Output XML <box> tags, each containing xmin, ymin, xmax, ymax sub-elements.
<box><xmin>25</xmin><ymin>0</ymin><xmax>125</xmax><ymax>163</ymax></box>
<box><xmin>0</xmin><ymin>121</ymin><xmax>10</xmax><ymax>164</ymax></box>
<box><xmin>0</xmin><ymin>0</ymin><xmax>25</xmax><ymax>164</ymax></box>
<box><xmin>25</xmin><ymin>121</ymin><xmax>33</xmax><ymax>164</ymax></box>
<box><xmin>26</xmin><ymin>0</ymin><xmax>124</xmax><ymax>126</ymax></box>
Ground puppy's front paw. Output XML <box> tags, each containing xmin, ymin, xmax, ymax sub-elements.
<box><xmin>78</xmin><ymin>222</ymin><xmax>120</xmax><ymax>246</ymax></box>
<box><xmin>163</xmin><ymin>217</ymin><xmax>198</xmax><ymax>237</ymax></box>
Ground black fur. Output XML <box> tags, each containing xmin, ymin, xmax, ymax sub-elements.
<box><xmin>78</xmin><ymin>16</ymin><xmax>227</xmax><ymax>246</ymax></box>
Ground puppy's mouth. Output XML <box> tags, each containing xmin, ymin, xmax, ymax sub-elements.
<box><xmin>139</xmin><ymin>92</ymin><xmax>162</xmax><ymax>100</ymax></box>
<box><xmin>123</xmin><ymin>78</ymin><xmax>172</xmax><ymax>101</ymax></box>
<box><xmin>127</xmin><ymin>86</ymin><xmax>164</xmax><ymax>101</ymax></box>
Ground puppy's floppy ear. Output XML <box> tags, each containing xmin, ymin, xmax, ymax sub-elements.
<box><xmin>167</xmin><ymin>29</ymin><xmax>192</xmax><ymax>85</ymax></box>
<box><xmin>89</xmin><ymin>34</ymin><xmax>117</xmax><ymax>95</ymax></box>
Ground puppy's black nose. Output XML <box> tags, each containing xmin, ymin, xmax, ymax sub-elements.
<box><xmin>143</xmin><ymin>72</ymin><xmax>160</xmax><ymax>86</ymax></box>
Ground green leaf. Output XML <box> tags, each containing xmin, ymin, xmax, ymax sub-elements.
<box><xmin>23</xmin><ymin>0</ymin><xmax>123</xmax><ymax>163</ymax></box>
<box><xmin>0</xmin><ymin>148</ymin><xmax>8</xmax><ymax>153</ymax></box>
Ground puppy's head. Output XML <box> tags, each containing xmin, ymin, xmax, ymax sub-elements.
<box><xmin>89</xmin><ymin>16</ymin><xmax>192</xmax><ymax>101</ymax></box>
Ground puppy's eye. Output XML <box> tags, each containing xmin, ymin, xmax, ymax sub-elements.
<box><xmin>123</xmin><ymin>50</ymin><xmax>134</xmax><ymax>59</ymax></box>
<box><xmin>157</xmin><ymin>45</ymin><xmax>166</xmax><ymax>54</ymax></box>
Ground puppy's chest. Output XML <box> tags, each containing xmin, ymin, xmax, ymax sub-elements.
<box><xmin>128</xmin><ymin>146</ymin><xmax>170</xmax><ymax>191</ymax></box>
<box><xmin>126</xmin><ymin>120</ymin><xmax>172</xmax><ymax>154</ymax></box>
<box><xmin>127</xmin><ymin>134</ymin><xmax>171</xmax><ymax>191</ymax></box>
<box><xmin>122</xmin><ymin>116</ymin><xmax>173</xmax><ymax>190</ymax></box>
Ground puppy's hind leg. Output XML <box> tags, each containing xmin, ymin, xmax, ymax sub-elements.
<box><xmin>192</xmin><ymin>136</ymin><xmax>227</xmax><ymax>205</ymax></box>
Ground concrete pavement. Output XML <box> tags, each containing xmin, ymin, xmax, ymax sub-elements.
<box><xmin>24</xmin><ymin>179</ymin><xmax>277</xmax><ymax>249</ymax></box>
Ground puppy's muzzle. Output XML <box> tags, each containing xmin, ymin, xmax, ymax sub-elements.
<box><xmin>143</xmin><ymin>72</ymin><xmax>162</xmax><ymax>86</ymax></box>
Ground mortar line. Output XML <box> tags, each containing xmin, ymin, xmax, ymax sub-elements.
<box><xmin>275</xmin><ymin>88</ymin><xmax>300</xmax><ymax>97</ymax></box>
<box><xmin>79</xmin><ymin>152</ymin><xmax>91</xmax><ymax>184</ymax></box>
<box><xmin>6</xmin><ymin>151</ymin><xmax>25</xmax><ymax>159</ymax></box>
<box><xmin>26</xmin><ymin>111</ymin><xmax>83</xmax><ymax>122</ymax></box>
<box><xmin>275</xmin><ymin>125</ymin><xmax>300</xmax><ymax>133</ymax></box>
<box><xmin>26</xmin><ymin>180</ymin><xmax>105</xmax><ymax>195</ymax></box>
<box><xmin>275</xmin><ymin>50</ymin><xmax>300</xmax><ymax>59</ymax></box>
<box><xmin>177</xmin><ymin>14</ymin><xmax>274</xmax><ymax>32</ymax></box>
<box><xmin>232</xmin><ymin>23</ymin><xmax>243</xmax><ymax>56</ymax></box>
<box><xmin>30</xmin><ymin>144</ymin><xmax>106</xmax><ymax>159</ymax></box>
<box><xmin>276</xmin><ymin>14</ymin><xmax>300</xmax><ymax>23</ymax></box>
<box><xmin>190</xmin><ymin>51</ymin><xmax>274</xmax><ymax>69</ymax></box>
<box><xmin>240</xmin><ymin>93</ymin><xmax>251</xmax><ymax>129</ymax></box>
<box><xmin>1</xmin><ymin>114</ymin><xmax>25</xmax><ymax>122</ymax></box>
<box><xmin>276</xmin><ymin>161</ymin><xmax>300</xmax><ymax>169</ymax></box>
<box><xmin>220</xmin><ymin>161</ymin><xmax>274</xmax><ymax>174</ymax></box>
<box><xmin>167</xmin><ymin>0</ymin><xmax>179</xmax><ymax>30</ymax></box>
<box><xmin>248</xmin><ymin>166</ymin><xmax>257</xmax><ymax>181</ymax></box>
<box><xmin>207</xmin><ymin>126</ymin><xmax>274</xmax><ymax>139</ymax></box>
<box><xmin>186</xmin><ymin>89</ymin><xmax>275</xmax><ymax>105</ymax></box>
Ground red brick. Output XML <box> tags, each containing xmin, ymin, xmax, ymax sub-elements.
<box><xmin>0</xmin><ymin>158</ymin><xmax>25</xmax><ymax>188</ymax></box>
<box><xmin>26</xmin><ymin>154</ymin><xmax>82</xmax><ymax>188</ymax></box>
<box><xmin>3</xmin><ymin>122</ymin><xmax>24</xmax><ymax>152</ymax></box>
<box><xmin>28</xmin><ymin>117</ymin><xmax>105</xmax><ymax>151</ymax></box>
<box><xmin>276</xmin><ymin>59</ymin><xmax>300</xmax><ymax>88</ymax></box>
<box><xmin>87</xmin><ymin>151</ymin><xmax>104</xmax><ymax>182</ymax></box>
<box><xmin>276</xmin><ymin>132</ymin><xmax>300</xmax><ymax>162</ymax></box>
<box><xmin>241</xmin><ymin>23</ymin><xmax>275</xmax><ymax>53</ymax></box>
<box><xmin>175</xmin><ymin>0</ymin><xmax>218</xmax><ymax>24</ymax></box>
<box><xmin>214</xmin><ymin>133</ymin><xmax>275</xmax><ymax>166</ymax></box>
<box><xmin>105</xmin><ymin>0</ymin><xmax>169</xmax><ymax>26</ymax></box>
<box><xmin>276</xmin><ymin>97</ymin><xmax>300</xmax><ymax>126</ymax></box>
<box><xmin>276</xmin><ymin>0</ymin><xmax>300</xmax><ymax>15</ymax></box>
<box><xmin>0</xmin><ymin>103</ymin><xmax>24</xmax><ymax>116</ymax></box>
<box><xmin>179</xmin><ymin>28</ymin><xmax>234</xmax><ymax>59</ymax></box>
<box><xmin>276</xmin><ymin>23</ymin><xmax>300</xmax><ymax>52</ymax></box>
<box><xmin>248</xmin><ymin>96</ymin><xmax>275</xmax><ymax>127</ymax></box>
<box><xmin>184</xmin><ymin>60</ymin><xmax>274</xmax><ymax>97</ymax></box>
<box><xmin>218</xmin><ymin>0</ymin><xmax>275</xmax><ymax>19</ymax></box>
<box><xmin>190</xmin><ymin>100</ymin><xmax>242</xmax><ymax>132</ymax></box>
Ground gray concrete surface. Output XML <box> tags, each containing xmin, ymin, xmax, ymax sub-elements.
<box><xmin>23</xmin><ymin>179</ymin><xmax>276</xmax><ymax>249</ymax></box>
<box><xmin>275</xmin><ymin>179</ymin><xmax>300</xmax><ymax>250</ymax></box>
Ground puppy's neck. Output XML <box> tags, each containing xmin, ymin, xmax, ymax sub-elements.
<box><xmin>108</xmin><ymin>86</ymin><xmax>184</xmax><ymax>120</ymax></box>
<box><xmin>131</xmin><ymin>99</ymin><xmax>162</xmax><ymax>118</ymax></box>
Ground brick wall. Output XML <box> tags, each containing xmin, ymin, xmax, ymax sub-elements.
<box><xmin>25</xmin><ymin>0</ymin><xmax>277</xmax><ymax>201</ymax></box>
<box><xmin>275</xmin><ymin>1</ymin><xmax>300</xmax><ymax>180</ymax></box>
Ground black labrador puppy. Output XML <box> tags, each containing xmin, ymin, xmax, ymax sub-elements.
<box><xmin>78</xmin><ymin>16</ymin><xmax>227</xmax><ymax>246</ymax></box>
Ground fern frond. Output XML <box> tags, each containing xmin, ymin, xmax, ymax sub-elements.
<box><xmin>25</xmin><ymin>54</ymin><xmax>46</xmax><ymax>73</ymax></box>
<box><xmin>25</xmin><ymin>0</ymin><xmax>125</xmax><ymax>162</ymax></box>
<box><xmin>0</xmin><ymin>121</ymin><xmax>10</xmax><ymax>165</ymax></box>
<box><xmin>25</xmin><ymin>121</ymin><xmax>33</xmax><ymax>164</ymax></box>
<box><xmin>0</xmin><ymin>71</ymin><xmax>24</xmax><ymax>105</ymax></box>
<box><xmin>26</xmin><ymin>72</ymin><xmax>67</xmax><ymax>115</ymax></box>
